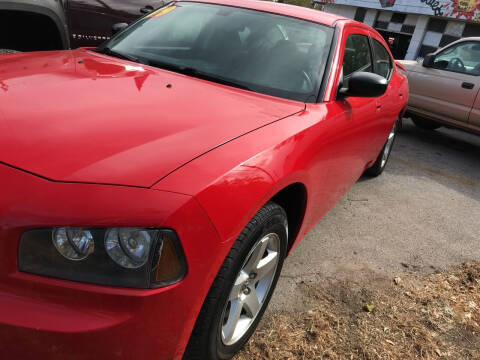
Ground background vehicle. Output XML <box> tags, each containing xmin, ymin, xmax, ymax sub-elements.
<box><xmin>0</xmin><ymin>1</ymin><xmax>408</xmax><ymax>359</ymax></box>
<box><xmin>400</xmin><ymin>37</ymin><xmax>480</xmax><ymax>135</ymax></box>
<box><xmin>0</xmin><ymin>0</ymin><xmax>165</xmax><ymax>53</ymax></box>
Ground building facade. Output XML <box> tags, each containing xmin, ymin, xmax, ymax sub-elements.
<box><xmin>315</xmin><ymin>0</ymin><xmax>480</xmax><ymax>59</ymax></box>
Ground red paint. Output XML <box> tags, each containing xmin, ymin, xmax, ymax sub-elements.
<box><xmin>0</xmin><ymin>1</ymin><xmax>408</xmax><ymax>359</ymax></box>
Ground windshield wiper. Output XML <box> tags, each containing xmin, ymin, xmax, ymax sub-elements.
<box><xmin>94</xmin><ymin>46</ymin><xmax>145</xmax><ymax>64</ymax></box>
<box><xmin>147</xmin><ymin>60</ymin><xmax>252</xmax><ymax>91</ymax></box>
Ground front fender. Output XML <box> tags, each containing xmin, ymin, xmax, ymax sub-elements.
<box><xmin>154</xmin><ymin>109</ymin><xmax>318</xmax><ymax>247</ymax></box>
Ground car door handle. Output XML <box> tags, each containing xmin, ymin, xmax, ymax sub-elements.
<box><xmin>462</xmin><ymin>82</ymin><xmax>475</xmax><ymax>89</ymax></box>
<box><xmin>140</xmin><ymin>5</ymin><xmax>154</xmax><ymax>14</ymax></box>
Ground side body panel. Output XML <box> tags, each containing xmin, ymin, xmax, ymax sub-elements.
<box><xmin>156</xmin><ymin>21</ymin><xmax>407</xmax><ymax>254</ymax></box>
<box><xmin>468</xmin><ymin>91</ymin><xmax>480</xmax><ymax>129</ymax></box>
<box><xmin>406</xmin><ymin>63</ymin><xmax>478</xmax><ymax>123</ymax></box>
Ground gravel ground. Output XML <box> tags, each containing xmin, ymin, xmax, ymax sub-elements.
<box><xmin>272</xmin><ymin>117</ymin><xmax>480</xmax><ymax>312</ymax></box>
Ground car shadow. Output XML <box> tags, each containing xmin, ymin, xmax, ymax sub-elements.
<box><xmin>377</xmin><ymin>117</ymin><xmax>480</xmax><ymax>202</ymax></box>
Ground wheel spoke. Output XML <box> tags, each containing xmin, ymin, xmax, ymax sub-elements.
<box><xmin>243</xmin><ymin>288</ymin><xmax>260</xmax><ymax>317</ymax></box>
<box><xmin>244</xmin><ymin>237</ymin><xmax>269</xmax><ymax>274</ymax></box>
<box><xmin>255</xmin><ymin>251</ymin><xmax>278</xmax><ymax>281</ymax></box>
<box><xmin>222</xmin><ymin>299</ymin><xmax>243</xmax><ymax>344</ymax></box>
<box><xmin>229</xmin><ymin>271</ymin><xmax>249</xmax><ymax>300</ymax></box>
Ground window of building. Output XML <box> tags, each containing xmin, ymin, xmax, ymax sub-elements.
<box><xmin>390</xmin><ymin>13</ymin><xmax>406</xmax><ymax>24</ymax></box>
<box><xmin>427</xmin><ymin>18</ymin><xmax>447</xmax><ymax>33</ymax></box>
<box><xmin>463</xmin><ymin>23</ymin><xmax>480</xmax><ymax>37</ymax></box>
<box><xmin>354</xmin><ymin>8</ymin><xmax>367</xmax><ymax>23</ymax></box>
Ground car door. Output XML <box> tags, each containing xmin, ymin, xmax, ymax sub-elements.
<box><xmin>309</xmin><ymin>27</ymin><xmax>381</xmax><ymax>211</ymax></box>
<box><xmin>408</xmin><ymin>41</ymin><xmax>480</xmax><ymax>124</ymax></box>
<box><xmin>67</xmin><ymin>0</ymin><xmax>166</xmax><ymax>48</ymax></box>
<box><xmin>336</xmin><ymin>29</ymin><xmax>383</xmax><ymax>170</ymax></box>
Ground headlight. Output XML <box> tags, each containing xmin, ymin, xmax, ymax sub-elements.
<box><xmin>18</xmin><ymin>228</ymin><xmax>186</xmax><ymax>289</ymax></box>
<box><xmin>105</xmin><ymin>228</ymin><xmax>155</xmax><ymax>268</ymax></box>
<box><xmin>53</xmin><ymin>228</ymin><xmax>94</xmax><ymax>261</ymax></box>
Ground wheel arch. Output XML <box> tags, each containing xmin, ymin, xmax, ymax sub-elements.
<box><xmin>269</xmin><ymin>182</ymin><xmax>308</xmax><ymax>255</ymax></box>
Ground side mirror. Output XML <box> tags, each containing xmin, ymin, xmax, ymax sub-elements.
<box><xmin>112</xmin><ymin>23</ymin><xmax>128</xmax><ymax>35</ymax></box>
<box><xmin>339</xmin><ymin>72</ymin><xmax>387</xmax><ymax>98</ymax></box>
<box><xmin>423</xmin><ymin>53</ymin><xmax>436</xmax><ymax>68</ymax></box>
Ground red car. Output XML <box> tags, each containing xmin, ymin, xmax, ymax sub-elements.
<box><xmin>0</xmin><ymin>1</ymin><xmax>408</xmax><ymax>359</ymax></box>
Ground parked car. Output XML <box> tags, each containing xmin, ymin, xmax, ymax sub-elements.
<box><xmin>0</xmin><ymin>1</ymin><xmax>408</xmax><ymax>359</ymax></box>
<box><xmin>0</xmin><ymin>0</ymin><xmax>166</xmax><ymax>53</ymax></box>
<box><xmin>399</xmin><ymin>37</ymin><xmax>480</xmax><ymax>135</ymax></box>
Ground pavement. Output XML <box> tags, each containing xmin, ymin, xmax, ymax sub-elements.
<box><xmin>271</xmin><ymin>117</ymin><xmax>480</xmax><ymax>312</ymax></box>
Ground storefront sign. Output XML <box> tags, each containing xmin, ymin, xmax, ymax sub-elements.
<box><xmin>317</xmin><ymin>0</ymin><xmax>480</xmax><ymax>22</ymax></box>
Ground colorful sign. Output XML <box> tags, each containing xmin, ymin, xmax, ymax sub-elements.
<box><xmin>379</xmin><ymin>0</ymin><xmax>396</xmax><ymax>7</ymax></box>
<box><xmin>443</xmin><ymin>0</ymin><xmax>480</xmax><ymax>20</ymax></box>
<box><xmin>318</xmin><ymin>0</ymin><xmax>480</xmax><ymax>22</ymax></box>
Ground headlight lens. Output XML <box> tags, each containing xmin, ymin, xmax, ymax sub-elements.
<box><xmin>53</xmin><ymin>228</ymin><xmax>94</xmax><ymax>261</ymax></box>
<box><xmin>18</xmin><ymin>228</ymin><xmax>186</xmax><ymax>288</ymax></box>
<box><xmin>105</xmin><ymin>228</ymin><xmax>155</xmax><ymax>268</ymax></box>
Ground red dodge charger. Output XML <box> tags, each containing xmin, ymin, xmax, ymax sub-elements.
<box><xmin>0</xmin><ymin>1</ymin><xmax>408</xmax><ymax>359</ymax></box>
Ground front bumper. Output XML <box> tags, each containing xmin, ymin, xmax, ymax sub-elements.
<box><xmin>0</xmin><ymin>164</ymin><xmax>226</xmax><ymax>359</ymax></box>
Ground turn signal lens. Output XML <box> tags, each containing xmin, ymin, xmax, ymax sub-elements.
<box><xmin>154</xmin><ymin>234</ymin><xmax>184</xmax><ymax>283</ymax></box>
<box><xmin>52</xmin><ymin>228</ymin><xmax>94</xmax><ymax>260</ymax></box>
<box><xmin>105</xmin><ymin>228</ymin><xmax>157</xmax><ymax>268</ymax></box>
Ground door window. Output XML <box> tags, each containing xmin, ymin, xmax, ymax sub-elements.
<box><xmin>342</xmin><ymin>34</ymin><xmax>373</xmax><ymax>78</ymax></box>
<box><xmin>433</xmin><ymin>41</ymin><xmax>480</xmax><ymax>75</ymax></box>
<box><xmin>371</xmin><ymin>39</ymin><xmax>393</xmax><ymax>80</ymax></box>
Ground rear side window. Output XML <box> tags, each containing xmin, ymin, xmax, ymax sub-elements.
<box><xmin>372</xmin><ymin>39</ymin><xmax>393</xmax><ymax>80</ymax></box>
<box><xmin>342</xmin><ymin>34</ymin><xmax>373</xmax><ymax>78</ymax></box>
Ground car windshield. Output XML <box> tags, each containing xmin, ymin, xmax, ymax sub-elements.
<box><xmin>100</xmin><ymin>2</ymin><xmax>333</xmax><ymax>102</ymax></box>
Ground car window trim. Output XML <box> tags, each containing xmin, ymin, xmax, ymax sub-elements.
<box><xmin>316</xmin><ymin>24</ymin><xmax>339</xmax><ymax>103</ymax></box>
<box><xmin>369</xmin><ymin>37</ymin><xmax>393</xmax><ymax>82</ymax></box>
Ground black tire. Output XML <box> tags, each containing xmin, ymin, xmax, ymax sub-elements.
<box><xmin>365</xmin><ymin>119</ymin><xmax>398</xmax><ymax>177</ymax></box>
<box><xmin>183</xmin><ymin>202</ymin><xmax>288</xmax><ymax>360</ymax></box>
<box><xmin>411</xmin><ymin>116</ymin><xmax>441</xmax><ymax>130</ymax></box>
<box><xmin>0</xmin><ymin>49</ymin><xmax>19</xmax><ymax>55</ymax></box>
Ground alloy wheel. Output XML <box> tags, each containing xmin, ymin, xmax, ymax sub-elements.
<box><xmin>220</xmin><ymin>233</ymin><xmax>280</xmax><ymax>346</ymax></box>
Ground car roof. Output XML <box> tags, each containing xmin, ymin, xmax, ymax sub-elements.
<box><xmin>180</xmin><ymin>0</ymin><xmax>348</xmax><ymax>27</ymax></box>
<box><xmin>435</xmin><ymin>36</ymin><xmax>480</xmax><ymax>53</ymax></box>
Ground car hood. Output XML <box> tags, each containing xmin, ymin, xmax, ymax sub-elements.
<box><xmin>0</xmin><ymin>49</ymin><xmax>304</xmax><ymax>187</ymax></box>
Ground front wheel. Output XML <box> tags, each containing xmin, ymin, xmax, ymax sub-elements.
<box><xmin>184</xmin><ymin>202</ymin><xmax>288</xmax><ymax>360</ymax></box>
<box><xmin>365</xmin><ymin>119</ymin><xmax>398</xmax><ymax>177</ymax></box>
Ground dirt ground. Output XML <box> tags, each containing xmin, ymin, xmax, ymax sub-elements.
<box><xmin>236</xmin><ymin>262</ymin><xmax>480</xmax><ymax>359</ymax></box>
<box><xmin>236</xmin><ymin>120</ymin><xmax>480</xmax><ymax>359</ymax></box>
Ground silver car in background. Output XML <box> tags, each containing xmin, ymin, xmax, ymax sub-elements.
<box><xmin>400</xmin><ymin>37</ymin><xmax>480</xmax><ymax>135</ymax></box>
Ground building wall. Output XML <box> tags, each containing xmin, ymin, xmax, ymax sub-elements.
<box><xmin>324</xmin><ymin>3</ymin><xmax>357</xmax><ymax>18</ymax></box>
<box><xmin>321</xmin><ymin>2</ymin><xmax>480</xmax><ymax>60</ymax></box>
<box><xmin>320</xmin><ymin>0</ymin><xmax>480</xmax><ymax>22</ymax></box>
